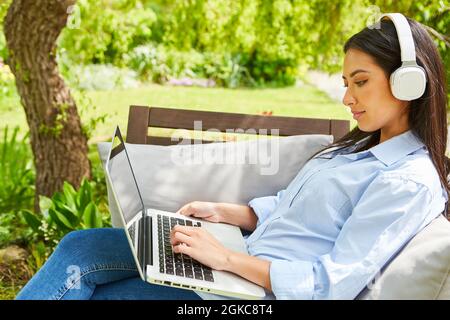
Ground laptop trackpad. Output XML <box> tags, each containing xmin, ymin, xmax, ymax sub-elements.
<box><xmin>202</xmin><ymin>221</ymin><xmax>248</xmax><ymax>254</ymax></box>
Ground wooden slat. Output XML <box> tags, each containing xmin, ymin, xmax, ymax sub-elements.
<box><xmin>126</xmin><ymin>105</ymin><xmax>351</xmax><ymax>145</ymax></box>
<box><xmin>148</xmin><ymin>107</ymin><xmax>331</xmax><ymax>136</ymax></box>
<box><xmin>330</xmin><ymin>119</ymin><xmax>350</xmax><ymax>141</ymax></box>
<box><xmin>146</xmin><ymin>136</ymin><xmax>216</xmax><ymax>146</ymax></box>
<box><xmin>126</xmin><ymin>105</ymin><xmax>150</xmax><ymax>144</ymax></box>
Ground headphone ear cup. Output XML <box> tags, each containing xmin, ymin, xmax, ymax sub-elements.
<box><xmin>390</xmin><ymin>66</ymin><xmax>427</xmax><ymax>101</ymax></box>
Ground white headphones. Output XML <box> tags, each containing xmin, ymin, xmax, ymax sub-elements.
<box><xmin>379</xmin><ymin>13</ymin><xmax>427</xmax><ymax>101</ymax></box>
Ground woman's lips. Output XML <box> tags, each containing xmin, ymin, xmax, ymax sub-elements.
<box><xmin>352</xmin><ymin>111</ymin><xmax>365</xmax><ymax>120</ymax></box>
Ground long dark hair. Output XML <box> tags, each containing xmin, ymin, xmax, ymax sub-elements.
<box><xmin>308</xmin><ymin>17</ymin><xmax>450</xmax><ymax>218</ymax></box>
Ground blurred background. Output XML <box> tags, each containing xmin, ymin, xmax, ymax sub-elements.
<box><xmin>0</xmin><ymin>0</ymin><xmax>448</xmax><ymax>299</ymax></box>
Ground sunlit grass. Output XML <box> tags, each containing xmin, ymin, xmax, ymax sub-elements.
<box><xmin>0</xmin><ymin>83</ymin><xmax>355</xmax><ymax>143</ymax></box>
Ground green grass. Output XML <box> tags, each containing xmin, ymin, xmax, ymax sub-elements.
<box><xmin>0</xmin><ymin>83</ymin><xmax>355</xmax><ymax>142</ymax></box>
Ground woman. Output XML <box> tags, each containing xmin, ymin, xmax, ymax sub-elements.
<box><xmin>17</xmin><ymin>14</ymin><xmax>449</xmax><ymax>300</ymax></box>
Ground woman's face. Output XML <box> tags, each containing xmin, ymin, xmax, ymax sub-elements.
<box><xmin>342</xmin><ymin>48</ymin><xmax>410</xmax><ymax>141</ymax></box>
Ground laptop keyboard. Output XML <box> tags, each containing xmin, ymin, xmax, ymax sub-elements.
<box><xmin>157</xmin><ymin>214</ymin><xmax>215</xmax><ymax>282</ymax></box>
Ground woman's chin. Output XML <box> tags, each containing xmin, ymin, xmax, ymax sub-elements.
<box><xmin>357</xmin><ymin>123</ymin><xmax>375</xmax><ymax>132</ymax></box>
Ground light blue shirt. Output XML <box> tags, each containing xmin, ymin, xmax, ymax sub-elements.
<box><xmin>245</xmin><ymin>129</ymin><xmax>448</xmax><ymax>300</ymax></box>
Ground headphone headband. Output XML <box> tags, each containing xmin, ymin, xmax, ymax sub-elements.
<box><xmin>379</xmin><ymin>13</ymin><xmax>417</xmax><ymax>63</ymax></box>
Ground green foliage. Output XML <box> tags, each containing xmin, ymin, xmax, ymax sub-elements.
<box><xmin>201</xmin><ymin>52</ymin><xmax>256</xmax><ymax>88</ymax></box>
<box><xmin>38</xmin><ymin>102</ymin><xmax>71</xmax><ymax>138</ymax></box>
<box><xmin>75</xmin><ymin>90</ymin><xmax>108</xmax><ymax>140</ymax></box>
<box><xmin>2</xmin><ymin>0</ymin><xmax>449</xmax><ymax>88</ymax></box>
<box><xmin>0</xmin><ymin>126</ymin><xmax>35</xmax><ymax>251</ymax></box>
<box><xmin>162</xmin><ymin>0</ymin><xmax>366</xmax><ymax>80</ymax></box>
<box><xmin>0</xmin><ymin>0</ymin><xmax>12</xmax><ymax>61</ymax></box>
<box><xmin>53</xmin><ymin>0</ymin><xmax>369</xmax><ymax>86</ymax></box>
<box><xmin>0</xmin><ymin>62</ymin><xmax>15</xmax><ymax>98</ymax></box>
<box><xmin>0</xmin><ymin>134</ymin><xmax>111</xmax><ymax>270</ymax></box>
<box><xmin>0</xmin><ymin>211</ymin><xmax>33</xmax><ymax>249</ymax></box>
<box><xmin>58</xmin><ymin>0</ymin><xmax>156</xmax><ymax>66</ymax></box>
<box><xmin>125</xmin><ymin>44</ymin><xmax>170</xmax><ymax>83</ymax></box>
<box><xmin>126</xmin><ymin>44</ymin><xmax>257</xmax><ymax>87</ymax></box>
<box><xmin>0</xmin><ymin>127</ymin><xmax>35</xmax><ymax>214</ymax></box>
<box><xmin>21</xmin><ymin>178</ymin><xmax>110</xmax><ymax>254</ymax></box>
<box><xmin>66</xmin><ymin>63</ymin><xmax>140</xmax><ymax>91</ymax></box>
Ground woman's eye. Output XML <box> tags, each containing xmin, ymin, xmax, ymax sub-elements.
<box><xmin>343</xmin><ymin>80</ymin><xmax>367</xmax><ymax>88</ymax></box>
<box><xmin>355</xmin><ymin>80</ymin><xmax>367</xmax><ymax>87</ymax></box>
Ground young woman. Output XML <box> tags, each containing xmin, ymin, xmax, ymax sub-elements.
<box><xmin>16</xmin><ymin>14</ymin><xmax>449</xmax><ymax>300</ymax></box>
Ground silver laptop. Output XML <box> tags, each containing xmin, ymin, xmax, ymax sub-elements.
<box><xmin>104</xmin><ymin>126</ymin><xmax>265</xmax><ymax>299</ymax></box>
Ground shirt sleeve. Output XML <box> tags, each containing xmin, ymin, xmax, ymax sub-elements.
<box><xmin>248</xmin><ymin>189</ymin><xmax>286</xmax><ymax>227</ymax></box>
<box><xmin>269</xmin><ymin>173</ymin><xmax>442</xmax><ymax>300</ymax></box>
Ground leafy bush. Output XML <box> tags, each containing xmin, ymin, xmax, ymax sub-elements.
<box><xmin>0</xmin><ymin>127</ymin><xmax>35</xmax><ymax>214</ymax></box>
<box><xmin>3</xmin><ymin>0</ymin><xmax>448</xmax><ymax>88</ymax></box>
<box><xmin>126</xmin><ymin>44</ymin><xmax>257</xmax><ymax>87</ymax></box>
<box><xmin>22</xmin><ymin>179</ymin><xmax>109</xmax><ymax>247</ymax></box>
<box><xmin>61</xmin><ymin>61</ymin><xmax>140</xmax><ymax>91</ymax></box>
<box><xmin>238</xmin><ymin>51</ymin><xmax>298</xmax><ymax>87</ymax></box>
<box><xmin>0</xmin><ymin>211</ymin><xmax>33</xmax><ymax>249</ymax></box>
<box><xmin>0</xmin><ymin>126</ymin><xmax>35</xmax><ymax>251</ymax></box>
<box><xmin>20</xmin><ymin>178</ymin><xmax>110</xmax><ymax>268</ymax></box>
<box><xmin>197</xmin><ymin>52</ymin><xmax>256</xmax><ymax>88</ymax></box>
<box><xmin>124</xmin><ymin>44</ymin><xmax>170</xmax><ymax>83</ymax></box>
<box><xmin>58</xmin><ymin>0</ymin><xmax>157</xmax><ymax>66</ymax></box>
<box><xmin>0</xmin><ymin>139</ymin><xmax>111</xmax><ymax>269</ymax></box>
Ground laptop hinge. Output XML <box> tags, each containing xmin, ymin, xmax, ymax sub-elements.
<box><xmin>138</xmin><ymin>217</ymin><xmax>146</xmax><ymax>276</ymax></box>
<box><xmin>142</xmin><ymin>215</ymin><xmax>153</xmax><ymax>281</ymax></box>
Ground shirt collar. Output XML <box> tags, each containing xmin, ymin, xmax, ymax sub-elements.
<box><xmin>360</xmin><ymin>130</ymin><xmax>425</xmax><ymax>166</ymax></box>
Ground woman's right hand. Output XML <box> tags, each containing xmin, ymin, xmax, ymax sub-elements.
<box><xmin>176</xmin><ymin>201</ymin><xmax>223</xmax><ymax>223</ymax></box>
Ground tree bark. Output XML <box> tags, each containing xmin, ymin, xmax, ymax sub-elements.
<box><xmin>4</xmin><ymin>0</ymin><xmax>91</xmax><ymax>210</ymax></box>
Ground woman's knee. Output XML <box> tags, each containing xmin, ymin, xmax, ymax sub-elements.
<box><xmin>54</xmin><ymin>228</ymin><xmax>129</xmax><ymax>262</ymax></box>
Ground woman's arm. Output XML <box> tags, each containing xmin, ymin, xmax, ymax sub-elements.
<box><xmin>177</xmin><ymin>190</ymin><xmax>286</xmax><ymax>232</ymax></box>
<box><xmin>224</xmin><ymin>250</ymin><xmax>272</xmax><ymax>292</ymax></box>
<box><xmin>216</xmin><ymin>203</ymin><xmax>258</xmax><ymax>232</ymax></box>
<box><xmin>177</xmin><ymin>201</ymin><xmax>258</xmax><ymax>232</ymax></box>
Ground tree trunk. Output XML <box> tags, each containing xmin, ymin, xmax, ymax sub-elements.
<box><xmin>4</xmin><ymin>0</ymin><xmax>91</xmax><ymax>211</ymax></box>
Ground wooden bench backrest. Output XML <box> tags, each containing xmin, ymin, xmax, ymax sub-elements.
<box><xmin>125</xmin><ymin>105</ymin><xmax>350</xmax><ymax>145</ymax></box>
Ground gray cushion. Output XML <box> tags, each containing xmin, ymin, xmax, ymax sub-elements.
<box><xmin>357</xmin><ymin>214</ymin><xmax>450</xmax><ymax>300</ymax></box>
<box><xmin>99</xmin><ymin>132</ymin><xmax>450</xmax><ymax>300</ymax></box>
<box><xmin>98</xmin><ymin>134</ymin><xmax>333</xmax><ymax>228</ymax></box>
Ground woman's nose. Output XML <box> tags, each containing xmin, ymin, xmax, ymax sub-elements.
<box><xmin>342</xmin><ymin>88</ymin><xmax>356</xmax><ymax>107</ymax></box>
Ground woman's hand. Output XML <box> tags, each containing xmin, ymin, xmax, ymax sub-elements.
<box><xmin>176</xmin><ymin>201</ymin><xmax>223</xmax><ymax>223</ymax></box>
<box><xmin>170</xmin><ymin>224</ymin><xmax>272</xmax><ymax>291</ymax></box>
<box><xmin>170</xmin><ymin>225</ymin><xmax>232</xmax><ymax>271</ymax></box>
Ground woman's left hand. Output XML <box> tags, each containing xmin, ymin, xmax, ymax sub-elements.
<box><xmin>170</xmin><ymin>225</ymin><xmax>232</xmax><ymax>271</ymax></box>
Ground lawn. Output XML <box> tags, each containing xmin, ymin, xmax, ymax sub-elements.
<box><xmin>0</xmin><ymin>83</ymin><xmax>355</xmax><ymax>142</ymax></box>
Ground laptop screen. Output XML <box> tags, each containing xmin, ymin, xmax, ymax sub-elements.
<box><xmin>106</xmin><ymin>127</ymin><xmax>145</xmax><ymax>225</ymax></box>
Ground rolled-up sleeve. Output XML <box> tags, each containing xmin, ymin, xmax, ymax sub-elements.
<box><xmin>268</xmin><ymin>173</ymin><xmax>443</xmax><ymax>300</ymax></box>
<box><xmin>248</xmin><ymin>189</ymin><xmax>285</xmax><ymax>227</ymax></box>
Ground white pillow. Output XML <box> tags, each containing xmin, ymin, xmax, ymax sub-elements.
<box><xmin>356</xmin><ymin>214</ymin><xmax>450</xmax><ymax>300</ymax></box>
<box><xmin>98</xmin><ymin>134</ymin><xmax>333</xmax><ymax>227</ymax></box>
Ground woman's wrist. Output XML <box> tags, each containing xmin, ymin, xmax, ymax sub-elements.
<box><xmin>213</xmin><ymin>203</ymin><xmax>227</xmax><ymax>224</ymax></box>
<box><xmin>222</xmin><ymin>250</ymin><xmax>272</xmax><ymax>291</ymax></box>
<box><xmin>214</xmin><ymin>203</ymin><xmax>236</xmax><ymax>225</ymax></box>
<box><xmin>223</xmin><ymin>249</ymin><xmax>236</xmax><ymax>272</ymax></box>
<box><xmin>215</xmin><ymin>203</ymin><xmax>257</xmax><ymax>231</ymax></box>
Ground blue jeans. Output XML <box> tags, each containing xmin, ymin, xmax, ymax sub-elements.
<box><xmin>16</xmin><ymin>228</ymin><xmax>202</xmax><ymax>300</ymax></box>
